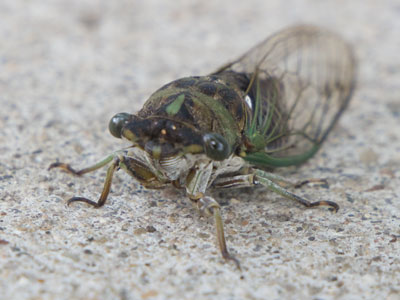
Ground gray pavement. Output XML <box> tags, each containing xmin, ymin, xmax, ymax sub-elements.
<box><xmin>0</xmin><ymin>1</ymin><xmax>399</xmax><ymax>299</ymax></box>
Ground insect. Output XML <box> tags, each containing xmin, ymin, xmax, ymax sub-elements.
<box><xmin>49</xmin><ymin>25</ymin><xmax>356</xmax><ymax>269</ymax></box>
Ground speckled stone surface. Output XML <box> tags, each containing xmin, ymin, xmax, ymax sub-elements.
<box><xmin>1</xmin><ymin>1</ymin><xmax>399</xmax><ymax>299</ymax></box>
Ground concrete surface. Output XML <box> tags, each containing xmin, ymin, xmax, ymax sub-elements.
<box><xmin>1</xmin><ymin>0</ymin><xmax>399</xmax><ymax>299</ymax></box>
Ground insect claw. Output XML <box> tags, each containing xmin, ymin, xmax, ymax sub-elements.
<box><xmin>222</xmin><ymin>250</ymin><xmax>241</xmax><ymax>270</ymax></box>
<box><xmin>48</xmin><ymin>162</ymin><xmax>83</xmax><ymax>176</ymax></box>
<box><xmin>326</xmin><ymin>201</ymin><xmax>340</xmax><ymax>213</ymax></box>
<box><xmin>67</xmin><ymin>197</ymin><xmax>101</xmax><ymax>208</ymax></box>
<box><xmin>309</xmin><ymin>200</ymin><xmax>339</xmax><ymax>213</ymax></box>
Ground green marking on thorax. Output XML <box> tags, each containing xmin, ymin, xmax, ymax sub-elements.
<box><xmin>166</xmin><ymin>94</ymin><xmax>185</xmax><ymax>116</ymax></box>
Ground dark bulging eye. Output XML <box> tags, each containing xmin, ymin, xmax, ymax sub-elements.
<box><xmin>109</xmin><ymin>112</ymin><xmax>131</xmax><ymax>138</ymax></box>
<box><xmin>203</xmin><ymin>133</ymin><xmax>231</xmax><ymax>161</ymax></box>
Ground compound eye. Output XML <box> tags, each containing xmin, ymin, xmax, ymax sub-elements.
<box><xmin>109</xmin><ymin>112</ymin><xmax>131</xmax><ymax>138</ymax></box>
<box><xmin>203</xmin><ymin>133</ymin><xmax>231</xmax><ymax>161</ymax></box>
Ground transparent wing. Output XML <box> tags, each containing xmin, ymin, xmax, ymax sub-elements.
<box><xmin>215</xmin><ymin>25</ymin><xmax>356</xmax><ymax>165</ymax></box>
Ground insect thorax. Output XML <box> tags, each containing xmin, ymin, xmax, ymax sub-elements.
<box><xmin>136</xmin><ymin>73</ymin><xmax>252</xmax><ymax>150</ymax></box>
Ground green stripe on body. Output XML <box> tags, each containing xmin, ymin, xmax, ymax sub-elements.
<box><xmin>166</xmin><ymin>94</ymin><xmax>185</xmax><ymax>116</ymax></box>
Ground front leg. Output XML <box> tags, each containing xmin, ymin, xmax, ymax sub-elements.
<box><xmin>49</xmin><ymin>154</ymin><xmax>119</xmax><ymax>207</ymax></box>
<box><xmin>185</xmin><ymin>161</ymin><xmax>240</xmax><ymax>269</ymax></box>
<box><xmin>194</xmin><ymin>196</ymin><xmax>241</xmax><ymax>270</ymax></box>
<box><xmin>49</xmin><ymin>151</ymin><xmax>164</xmax><ymax>207</ymax></box>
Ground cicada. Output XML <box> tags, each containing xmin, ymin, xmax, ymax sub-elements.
<box><xmin>49</xmin><ymin>25</ymin><xmax>356</xmax><ymax>268</ymax></box>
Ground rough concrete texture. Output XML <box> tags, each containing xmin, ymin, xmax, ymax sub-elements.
<box><xmin>1</xmin><ymin>1</ymin><xmax>399</xmax><ymax>299</ymax></box>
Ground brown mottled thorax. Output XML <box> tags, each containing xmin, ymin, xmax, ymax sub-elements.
<box><xmin>137</xmin><ymin>71</ymin><xmax>251</xmax><ymax>149</ymax></box>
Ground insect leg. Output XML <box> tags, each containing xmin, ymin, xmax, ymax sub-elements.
<box><xmin>195</xmin><ymin>196</ymin><xmax>241</xmax><ymax>270</ymax></box>
<box><xmin>48</xmin><ymin>154</ymin><xmax>114</xmax><ymax>176</ymax></box>
<box><xmin>253</xmin><ymin>169</ymin><xmax>339</xmax><ymax>212</ymax></box>
<box><xmin>67</xmin><ymin>156</ymin><xmax>121</xmax><ymax>207</ymax></box>
<box><xmin>212</xmin><ymin>174</ymin><xmax>254</xmax><ymax>189</ymax></box>
<box><xmin>49</xmin><ymin>154</ymin><xmax>120</xmax><ymax>208</ymax></box>
<box><xmin>251</xmin><ymin>171</ymin><xmax>328</xmax><ymax>189</ymax></box>
<box><xmin>186</xmin><ymin>162</ymin><xmax>240</xmax><ymax>268</ymax></box>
